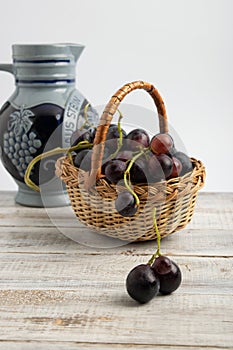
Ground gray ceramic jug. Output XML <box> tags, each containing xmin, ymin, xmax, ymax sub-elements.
<box><xmin>0</xmin><ymin>43</ymin><xmax>98</xmax><ymax>207</ymax></box>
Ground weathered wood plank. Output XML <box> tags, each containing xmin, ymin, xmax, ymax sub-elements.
<box><xmin>0</xmin><ymin>255</ymin><xmax>232</xmax><ymax>294</ymax></box>
<box><xmin>0</xmin><ymin>341</ymin><xmax>230</xmax><ymax>350</ymax></box>
<box><xmin>0</xmin><ymin>291</ymin><xmax>232</xmax><ymax>347</ymax></box>
<box><xmin>0</xmin><ymin>226</ymin><xmax>232</xmax><ymax>257</ymax></box>
<box><xmin>0</xmin><ymin>203</ymin><xmax>232</xmax><ymax>231</ymax></box>
<box><xmin>0</xmin><ymin>193</ymin><xmax>232</xmax><ymax>231</ymax></box>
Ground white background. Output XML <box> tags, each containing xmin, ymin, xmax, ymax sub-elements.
<box><xmin>0</xmin><ymin>0</ymin><xmax>232</xmax><ymax>192</ymax></box>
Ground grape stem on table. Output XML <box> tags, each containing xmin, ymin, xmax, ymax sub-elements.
<box><xmin>147</xmin><ymin>208</ymin><xmax>162</xmax><ymax>265</ymax></box>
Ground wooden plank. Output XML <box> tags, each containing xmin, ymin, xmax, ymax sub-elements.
<box><xmin>0</xmin><ymin>255</ymin><xmax>232</xmax><ymax>294</ymax></box>
<box><xmin>0</xmin><ymin>200</ymin><xmax>232</xmax><ymax>231</ymax></box>
<box><xmin>0</xmin><ymin>192</ymin><xmax>232</xmax><ymax>349</ymax></box>
<box><xmin>0</xmin><ymin>290</ymin><xmax>232</xmax><ymax>347</ymax></box>
<box><xmin>0</xmin><ymin>191</ymin><xmax>17</xmax><ymax>207</ymax></box>
<box><xmin>0</xmin><ymin>226</ymin><xmax>232</xmax><ymax>257</ymax></box>
<box><xmin>0</xmin><ymin>342</ymin><xmax>230</xmax><ymax>350</ymax></box>
<box><xmin>0</xmin><ymin>192</ymin><xmax>232</xmax><ymax>231</ymax></box>
<box><xmin>196</xmin><ymin>192</ymin><xmax>233</xmax><ymax>210</ymax></box>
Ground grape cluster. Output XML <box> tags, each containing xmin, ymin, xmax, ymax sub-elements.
<box><xmin>126</xmin><ymin>256</ymin><xmax>182</xmax><ymax>304</ymax></box>
<box><xmin>71</xmin><ymin>124</ymin><xmax>193</xmax><ymax>218</ymax></box>
<box><xmin>3</xmin><ymin>131</ymin><xmax>42</xmax><ymax>178</ymax></box>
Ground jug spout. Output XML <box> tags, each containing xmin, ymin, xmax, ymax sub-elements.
<box><xmin>69</xmin><ymin>44</ymin><xmax>85</xmax><ymax>62</ymax></box>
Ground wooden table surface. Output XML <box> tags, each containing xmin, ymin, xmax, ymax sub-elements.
<box><xmin>0</xmin><ymin>191</ymin><xmax>232</xmax><ymax>350</ymax></box>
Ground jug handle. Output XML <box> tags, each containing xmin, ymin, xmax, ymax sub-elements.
<box><xmin>0</xmin><ymin>64</ymin><xmax>14</xmax><ymax>74</ymax></box>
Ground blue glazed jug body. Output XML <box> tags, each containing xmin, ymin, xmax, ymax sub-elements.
<box><xmin>0</xmin><ymin>44</ymin><xmax>98</xmax><ymax>207</ymax></box>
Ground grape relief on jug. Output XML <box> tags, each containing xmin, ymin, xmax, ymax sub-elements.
<box><xmin>3</xmin><ymin>105</ymin><xmax>42</xmax><ymax>178</ymax></box>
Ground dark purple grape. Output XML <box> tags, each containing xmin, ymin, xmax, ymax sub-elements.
<box><xmin>173</xmin><ymin>151</ymin><xmax>193</xmax><ymax>175</ymax></box>
<box><xmin>70</xmin><ymin>129</ymin><xmax>93</xmax><ymax>150</ymax></box>
<box><xmin>152</xmin><ymin>256</ymin><xmax>182</xmax><ymax>295</ymax></box>
<box><xmin>166</xmin><ymin>146</ymin><xmax>177</xmax><ymax>157</ymax></box>
<box><xmin>168</xmin><ymin>157</ymin><xmax>182</xmax><ymax>178</ymax></box>
<box><xmin>157</xmin><ymin>154</ymin><xmax>173</xmax><ymax>178</ymax></box>
<box><xmin>74</xmin><ymin>149</ymin><xmax>90</xmax><ymax>168</ymax></box>
<box><xmin>126</xmin><ymin>129</ymin><xmax>150</xmax><ymax>150</ymax></box>
<box><xmin>116</xmin><ymin>150</ymin><xmax>133</xmax><ymax>162</ymax></box>
<box><xmin>104</xmin><ymin>159</ymin><xmax>127</xmax><ymax>183</ymax></box>
<box><xmin>130</xmin><ymin>155</ymin><xmax>148</xmax><ymax>183</ymax></box>
<box><xmin>126</xmin><ymin>264</ymin><xmax>160</xmax><ymax>303</ymax></box>
<box><xmin>106</xmin><ymin>124</ymin><xmax>127</xmax><ymax>139</ymax></box>
<box><xmin>105</xmin><ymin>124</ymin><xmax>127</xmax><ymax>151</ymax></box>
<box><xmin>150</xmin><ymin>133</ymin><xmax>174</xmax><ymax>155</ymax></box>
<box><xmin>74</xmin><ymin>149</ymin><xmax>92</xmax><ymax>171</ymax></box>
<box><xmin>148</xmin><ymin>154</ymin><xmax>165</xmax><ymax>182</ymax></box>
<box><xmin>115</xmin><ymin>191</ymin><xmax>138</xmax><ymax>217</ymax></box>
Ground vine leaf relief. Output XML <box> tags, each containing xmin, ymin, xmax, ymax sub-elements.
<box><xmin>8</xmin><ymin>106</ymin><xmax>34</xmax><ymax>136</ymax></box>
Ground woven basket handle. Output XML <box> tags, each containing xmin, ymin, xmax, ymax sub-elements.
<box><xmin>85</xmin><ymin>81</ymin><xmax>168</xmax><ymax>189</ymax></box>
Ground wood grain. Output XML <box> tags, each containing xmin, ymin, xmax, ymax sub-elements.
<box><xmin>0</xmin><ymin>192</ymin><xmax>232</xmax><ymax>349</ymax></box>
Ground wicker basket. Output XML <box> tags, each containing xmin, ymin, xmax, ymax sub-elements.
<box><xmin>56</xmin><ymin>81</ymin><xmax>205</xmax><ymax>242</ymax></box>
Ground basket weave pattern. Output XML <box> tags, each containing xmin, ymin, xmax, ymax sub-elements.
<box><xmin>56</xmin><ymin>81</ymin><xmax>206</xmax><ymax>241</ymax></box>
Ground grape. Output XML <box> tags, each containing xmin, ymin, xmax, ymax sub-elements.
<box><xmin>166</xmin><ymin>146</ymin><xmax>177</xmax><ymax>157</ymax></box>
<box><xmin>115</xmin><ymin>191</ymin><xmax>138</xmax><ymax>217</ymax></box>
<box><xmin>76</xmin><ymin>150</ymin><xmax>93</xmax><ymax>171</ymax></box>
<box><xmin>29</xmin><ymin>147</ymin><xmax>37</xmax><ymax>154</ymax></box>
<box><xmin>15</xmin><ymin>143</ymin><xmax>20</xmax><ymax>152</ymax></box>
<box><xmin>126</xmin><ymin>129</ymin><xmax>150</xmax><ymax>150</ymax></box>
<box><xmin>157</xmin><ymin>154</ymin><xmax>173</xmax><ymax>178</ymax></box>
<box><xmin>106</xmin><ymin>124</ymin><xmax>127</xmax><ymax>151</ymax></box>
<box><xmin>116</xmin><ymin>150</ymin><xmax>133</xmax><ymax>162</ymax></box>
<box><xmin>74</xmin><ymin>149</ymin><xmax>90</xmax><ymax>169</ymax></box>
<box><xmin>70</xmin><ymin>129</ymin><xmax>94</xmax><ymax>149</ymax></box>
<box><xmin>148</xmin><ymin>155</ymin><xmax>165</xmax><ymax>182</ymax></box>
<box><xmin>100</xmin><ymin>147</ymin><xmax>113</xmax><ymax>173</ymax></box>
<box><xmin>19</xmin><ymin>150</ymin><xmax>25</xmax><ymax>157</ymax></box>
<box><xmin>22</xmin><ymin>134</ymin><xmax>28</xmax><ymax>142</ymax></box>
<box><xmin>9</xmin><ymin>138</ymin><xmax>14</xmax><ymax>146</ymax></box>
<box><xmin>150</xmin><ymin>133</ymin><xmax>174</xmax><ymax>155</ymax></box>
<box><xmin>126</xmin><ymin>264</ymin><xmax>160</xmax><ymax>303</ymax></box>
<box><xmin>169</xmin><ymin>157</ymin><xmax>182</xmax><ymax>178</ymax></box>
<box><xmin>152</xmin><ymin>256</ymin><xmax>182</xmax><ymax>295</ymax></box>
<box><xmin>106</xmin><ymin>124</ymin><xmax>127</xmax><ymax>140</ymax></box>
<box><xmin>130</xmin><ymin>155</ymin><xmax>148</xmax><ymax>183</ymax></box>
<box><xmin>104</xmin><ymin>159</ymin><xmax>127</xmax><ymax>183</ymax></box>
<box><xmin>25</xmin><ymin>156</ymin><xmax>33</xmax><ymax>164</ymax></box>
<box><xmin>173</xmin><ymin>151</ymin><xmax>193</xmax><ymax>176</ymax></box>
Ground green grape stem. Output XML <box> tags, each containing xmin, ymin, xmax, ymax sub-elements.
<box><xmin>123</xmin><ymin>149</ymin><xmax>145</xmax><ymax>207</ymax></box>
<box><xmin>110</xmin><ymin>109</ymin><xmax>124</xmax><ymax>159</ymax></box>
<box><xmin>24</xmin><ymin>141</ymin><xmax>92</xmax><ymax>192</ymax></box>
<box><xmin>80</xmin><ymin>103</ymin><xmax>95</xmax><ymax>131</ymax></box>
<box><xmin>147</xmin><ymin>208</ymin><xmax>162</xmax><ymax>265</ymax></box>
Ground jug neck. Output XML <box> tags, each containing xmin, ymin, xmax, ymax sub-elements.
<box><xmin>13</xmin><ymin>59</ymin><xmax>76</xmax><ymax>87</ymax></box>
<box><xmin>11</xmin><ymin>43</ymin><xmax>85</xmax><ymax>87</ymax></box>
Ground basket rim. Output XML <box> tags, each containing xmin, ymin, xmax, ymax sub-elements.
<box><xmin>56</xmin><ymin>155</ymin><xmax>206</xmax><ymax>194</ymax></box>
<box><xmin>86</xmin><ymin>81</ymin><xmax>169</xmax><ymax>189</ymax></box>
